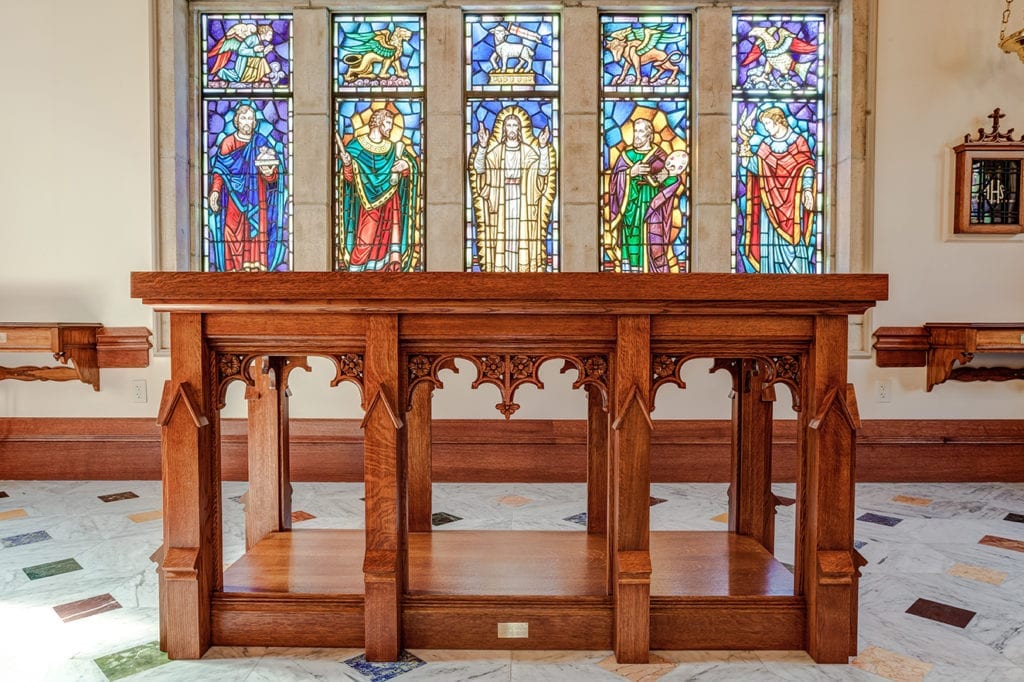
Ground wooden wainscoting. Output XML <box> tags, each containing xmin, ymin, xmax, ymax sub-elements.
<box><xmin>0</xmin><ymin>417</ymin><xmax>1021</xmax><ymax>482</ymax></box>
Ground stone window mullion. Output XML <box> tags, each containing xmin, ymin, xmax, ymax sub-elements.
<box><xmin>692</xmin><ymin>6</ymin><xmax>735</xmax><ymax>273</ymax></box>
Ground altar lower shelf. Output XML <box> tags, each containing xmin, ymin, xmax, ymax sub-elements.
<box><xmin>221</xmin><ymin>529</ymin><xmax>793</xmax><ymax>598</ymax></box>
<box><xmin>215</xmin><ymin>529</ymin><xmax>803</xmax><ymax>650</ymax></box>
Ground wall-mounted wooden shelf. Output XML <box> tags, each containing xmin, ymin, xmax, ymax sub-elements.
<box><xmin>0</xmin><ymin>323</ymin><xmax>152</xmax><ymax>391</ymax></box>
<box><xmin>873</xmin><ymin>323</ymin><xmax>1024</xmax><ymax>390</ymax></box>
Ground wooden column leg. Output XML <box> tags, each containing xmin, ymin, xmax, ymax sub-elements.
<box><xmin>803</xmin><ymin>316</ymin><xmax>859</xmax><ymax>663</ymax></box>
<box><xmin>586</xmin><ymin>384</ymin><xmax>608</xmax><ymax>535</ymax></box>
<box><xmin>407</xmin><ymin>381</ymin><xmax>433</xmax><ymax>533</ymax></box>
<box><xmin>362</xmin><ymin>315</ymin><xmax>405</xmax><ymax>662</ymax></box>
<box><xmin>244</xmin><ymin>356</ymin><xmax>293</xmax><ymax>550</ymax></box>
<box><xmin>156</xmin><ymin>313</ymin><xmax>219</xmax><ymax>659</ymax></box>
<box><xmin>729</xmin><ymin>359</ymin><xmax>776</xmax><ymax>552</ymax></box>
<box><xmin>611</xmin><ymin>316</ymin><xmax>652</xmax><ymax>664</ymax></box>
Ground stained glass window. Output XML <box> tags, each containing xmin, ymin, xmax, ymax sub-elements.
<box><xmin>731</xmin><ymin>15</ymin><xmax>826</xmax><ymax>274</ymax></box>
<box><xmin>465</xmin><ymin>14</ymin><xmax>560</xmax><ymax>272</ymax></box>
<box><xmin>201</xmin><ymin>14</ymin><xmax>293</xmax><ymax>272</ymax></box>
<box><xmin>333</xmin><ymin>15</ymin><xmax>425</xmax><ymax>272</ymax></box>
<box><xmin>600</xmin><ymin>15</ymin><xmax>690</xmax><ymax>273</ymax></box>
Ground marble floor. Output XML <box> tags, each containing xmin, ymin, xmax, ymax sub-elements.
<box><xmin>1</xmin><ymin>480</ymin><xmax>1023</xmax><ymax>681</ymax></box>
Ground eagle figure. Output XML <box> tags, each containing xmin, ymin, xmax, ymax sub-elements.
<box><xmin>741</xmin><ymin>27</ymin><xmax>816</xmax><ymax>85</ymax></box>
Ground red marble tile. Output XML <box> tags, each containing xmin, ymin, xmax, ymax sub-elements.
<box><xmin>905</xmin><ymin>597</ymin><xmax>975</xmax><ymax>628</ymax></box>
<box><xmin>979</xmin><ymin>534</ymin><xmax>1024</xmax><ymax>553</ymax></box>
<box><xmin>53</xmin><ymin>593</ymin><xmax>121</xmax><ymax>623</ymax></box>
<box><xmin>291</xmin><ymin>510</ymin><xmax>315</xmax><ymax>522</ymax></box>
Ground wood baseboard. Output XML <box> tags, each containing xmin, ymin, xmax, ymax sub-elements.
<box><xmin>1</xmin><ymin>417</ymin><xmax>1021</xmax><ymax>482</ymax></box>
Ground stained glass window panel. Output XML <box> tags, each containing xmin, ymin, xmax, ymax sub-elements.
<box><xmin>732</xmin><ymin>100</ymin><xmax>823</xmax><ymax>274</ymax></box>
<box><xmin>733</xmin><ymin>15</ymin><xmax>825</xmax><ymax>96</ymax></box>
<box><xmin>732</xmin><ymin>14</ymin><xmax>826</xmax><ymax>274</ymax></box>
<box><xmin>335</xmin><ymin>100</ymin><xmax>424</xmax><ymax>272</ymax></box>
<box><xmin>465</xmin><ymin>14</ymin><xmax>559</xmax><ymax>93</ymax></box>
<box><xmin>466</xmin><ymin>99</ymin><xmax>559</xmax><ymax>272</ymax></box>
<box><xmin>601</xmin><ymin>100</ymin><xmax>689</xmax><ymax>273</ymax></box>
<box><xmin>202</xmin><ymin>15</ymin><xmax>292</xmax><ymax>92</ymax></box>
<box><xmin>970</xmin><ymin>160</ymin><xmax>1021</xmax><ymax>225</ymax></box>
<box><xmin>334</xmin><ymin>15</ymin><xmax>423</xmax><ymax>92</ymax></box>
<box><xmin>601</xmin><ymin>15</ymin><xmax>690</xmax><ymax>94</ymax></box>
<box><xmin>203</xmin><ymin>99</ymin><xmax>293</xmax><ymax>272</ymax></box>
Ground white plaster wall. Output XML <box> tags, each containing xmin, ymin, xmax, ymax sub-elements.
<box><xmin>0</xmin><ymin>0</ymin><xmax>169</xmax><ymax>418</ymax></box>
<box><xmin>1</xmin><ymin>0</ymin><xmax>1021</xmax><ymax>420</ymax></box>
<box><xmin>852</xmin><ymin>0</ymin><xmax>1024</xmax><ymax>419</ymax></box>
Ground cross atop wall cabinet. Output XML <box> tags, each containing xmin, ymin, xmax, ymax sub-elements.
<box><xmin>131</xmin><ymin>272</ymin><xmax>887</xmax><ymax>664</ymax></box>
<box><xmin>953</xmin><ymin>108</ymin><xmax>1024</xmax><ymax>234</ymax></box>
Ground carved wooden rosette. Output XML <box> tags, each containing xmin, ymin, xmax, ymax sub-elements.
<box><xmin>328</xmin><ymin>353</ymin><xmax>365</xmax><ymax>395</ymax></box>
<box><xmin>653</xmin><ymin>354</ymin><xmax>803</xmax><ymax>411</ymax></box>
<box><xmin>407</xmin><ymin>353</ymin><xmax>610</xmax><ymax>419</ymax></box>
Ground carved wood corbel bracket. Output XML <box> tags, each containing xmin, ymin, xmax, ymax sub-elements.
<box><xmin>875</xmin><ymin>323</ymin><xmax>1024</xmax><ymax>390</ymax></box>
<box><xmin>407</xmin><ymin>353</ymin><xmax>610</xmax><ymax>419</ymax></box>
<box><xmin>0</xmin><ymin>324</ymin><xmax>151</xmax><ymax>391</ymax></box>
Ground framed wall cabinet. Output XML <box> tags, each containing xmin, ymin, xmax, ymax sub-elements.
<box><xmin>953</xmin><ymin>108</ymin><xmax>1024</xmax><ymax>235</ymax></box>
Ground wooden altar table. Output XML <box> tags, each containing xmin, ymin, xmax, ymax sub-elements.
<box><xmin>131</xmin><ymin>272</ymin><xmax>887</xmax><ymax>664</ymax></box>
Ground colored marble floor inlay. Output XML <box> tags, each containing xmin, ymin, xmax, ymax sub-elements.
<box><xmin>563</xmin><ymin>511</ymin><xmax>587</xmax><ymax>525</ymax></box>
<box><xmin>431</xmin><ymin>511</ymin><xmax>462</xmax><ymax>526</ymax></box>
<box><xmin>23</xmin><ymin>557</ymin><xmax>83</xmax><ymax>580</ymax></box>
<box><xmin>94</xmin><ymin>641</ymin><xmax>169</xmax><ymax>681</ymax></box>
<box><xmin>344</xmin><ymin>650</ymin><xmax>425</xmax><ymax>682</ymax></box>
<box><xmin>905</xmin><ymin>597</ymin><xmax>975</xmax><ymax>628</ymax></box>
<box><xmin>858</xmin><ymin>512</ymin><xmax>903</xmax><ymax>526</ymax></box>
<box><xmin>649</xmin><ymin>496</ymin><xmax>667</xmax><ymax>506</ymax></box>
<box><xmin>775</xmin><ymin>495</ymin><xmax>797</xmax><ymax>506</ymax></box>
<box><xmin>1005</xmin><ymin>512</ymin><xmax>1024</xmax><ymax>523</ymax></box>
<box><xmin>0</xmin><ymin>490</ymin><xmax>8</xmax><ymax>498</ymax></box>
<box><xmin>499</xmin><ymin>494</ymin><xmax>532</xmax><ymax>506</ymax></box>
<box><xmin>127</xmin><ymin>509</ymin><xmax>162</xmax><ymax>523</ymax></box>
<box><xmin>892</xmin><ymin>494</ymin><xmax>932</xmax><ymax>506</ymax></box>
<box><xmin>54</xmin><ymin>593</ymin><xmax>122</xmax><ymax>622</ymax></box>
<box><xmin>0</xmin><ymin>508</ymin><xmax>27</xmax><ymax>521</ymax></box>
<box><xmin>291</xmin><ymin>510</ymin><xmax>315</xmax><ymax>522</ymax></box>
<box><xmin>98</xmin><ymin>491</ymin><xmax>139</xmax><ymax>503</ymax></box>
<box><xmin>851</xmin><ymin>645</ymin><xmax>932</xmax><ymax>682</ymax></box>
<box><xmin>854</xmin><ymin>540</ymin><xmax>867</xmax><ymax>550</ymax></box>
<box><xmin>2</xmin><ymin>530</ymin><xmax>52</xmax><ymax>548</ymax></box>
<box><xmin>979</xmin><ymin>534</ymin><xmax>1024</xmax><ymax>553</ymax></box>
<box><xmin>946</xmin><ymin>562</ymin><xmax>1008</xmax><ymax>586</ymax></box>
<box><xmin>711</xmin><ymin>512</ymin><xmax>729</xmax><ymax>523</ymax></box>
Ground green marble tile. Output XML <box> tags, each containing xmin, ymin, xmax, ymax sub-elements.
<box><xmin>23</xmin><ymin>557</ymin><xmax>82</xmax><ymax>580</ymax></box>
<box><xmin>94</xmin><ymin>641</ymin><xmax>169</xmax><ymax>681</ymax></box>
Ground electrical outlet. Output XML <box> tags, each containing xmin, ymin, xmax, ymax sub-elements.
<box><xmin>875</xmin><ymin>379</ymin><xmax>891</xmax><ymax>403</ymax></box>
<box><xmin>131</xmin><ymin>379</ymin><xmax>148</xmax><ymax>404</ymax></box>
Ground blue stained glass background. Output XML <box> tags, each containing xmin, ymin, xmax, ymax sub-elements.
<box><xmin>733</xmin><ymin>15</ymin><xmax>825</xmax><ymax>96</ymax></box>
<box><xmin>203</xmin><ymin>15</ymin><xmax>291</xmax><ymax>91</ymax></box>
<box><xmin>466</xmin><ymin>14</ymin><xmax>558</xmax><ymax>91</ymax></box>
<box><xmin>334</xmin><ymin>16</ymin><xmax>423</xmax><ymax>90</ymax></box>
<box><xmin>601</xmin><ymin>16</ymin><xmax>690</xmax><ymax>93</ymax></box>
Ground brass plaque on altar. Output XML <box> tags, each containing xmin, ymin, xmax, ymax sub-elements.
<box><xmin>497</xmin><ymin>622</ymin><xmax>529</xmax><ymax>638</ymax></box>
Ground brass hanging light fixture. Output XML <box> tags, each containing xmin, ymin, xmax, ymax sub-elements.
<box><xmin>999</xmin><ymin>0</ymin><xmax>1024</xmax><ymax>61</ymax></box>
